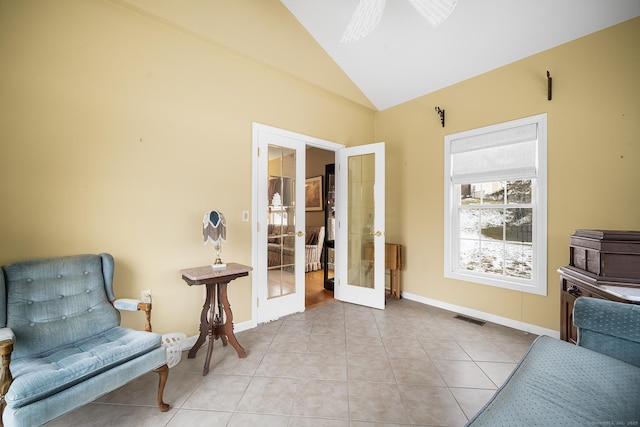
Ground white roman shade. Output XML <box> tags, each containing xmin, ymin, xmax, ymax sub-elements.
<box><xmin>450</xmin><ymin>123</ymin><xmax>538</xmax><ymax>184</ymax></box>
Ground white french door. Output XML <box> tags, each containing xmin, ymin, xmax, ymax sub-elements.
<box><xmin>254</xmin><ymin>126</ymin><xmax>306</xmax><ymax>323</ymax></box>
<box><xmin>334</xmin><ymin>142</ymin><xmax>386</xmax><ymax>310</ymax></box>
<box><xmin>252</xmin><ymin>123</ymin><xmax>386</xmax><ymax>325</ymax></box>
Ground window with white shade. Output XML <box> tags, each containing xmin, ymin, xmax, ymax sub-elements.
<box><xmin>444</xmin><ymin>114</ymin><xmax>547</xmax><ymax>295</ymax></box>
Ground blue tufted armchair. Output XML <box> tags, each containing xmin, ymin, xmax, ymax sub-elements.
<box><xmin>0</xmin><ymin>253</ymin><xmax>169</xmax><ymax>427</ymax></box>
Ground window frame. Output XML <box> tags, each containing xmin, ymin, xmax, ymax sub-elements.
<box><xmin>444</xmin><ymin>114</ymin><xmax>547</xmax><ymax>296</ymax></box>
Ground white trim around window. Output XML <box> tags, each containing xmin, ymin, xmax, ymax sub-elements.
<box><xmin>444</xmin><ymin>114</ymin><xmax>547</xmax><ymax>296</ymax></box>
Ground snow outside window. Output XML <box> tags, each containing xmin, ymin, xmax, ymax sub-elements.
<box><xmin>444</xmin><ymin>114</ymin><xmax>547</xmax><ymax>295</ymax></box>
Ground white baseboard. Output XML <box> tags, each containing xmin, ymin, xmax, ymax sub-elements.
<box><xmin>401</xmin><ymin>292</ymin><xmax>560</xmax><ymax>339</ymax></box>
<box><xmin>234</xmin><ymin>320</ymin><xmax>253</xmax><ymax>334</ymax></box>
<box><xmin>180</xmin><ymin>320</ymin><xmax>254</xmax><ymax>353</ymax></box>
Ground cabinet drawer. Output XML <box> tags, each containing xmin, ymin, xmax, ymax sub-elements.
<box><xmin>570</xmin><ymin>247</ymin><xmax>597</xmax><ymax>273</ymax></box>
<box><xmin>563</xmin><ymin>282</ymin><xmax>606</xmax><ymax>300</ymax></box>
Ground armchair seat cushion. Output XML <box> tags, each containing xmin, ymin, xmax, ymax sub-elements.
<box><xmin>7</xmin><ymin>326</ymin><xmax>161</xmax><ymax>409</ymax></box>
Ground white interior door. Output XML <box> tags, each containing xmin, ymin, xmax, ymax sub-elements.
<box><xmin>334</xmin><ymin>142</ymin><xmax>386</xmax><ymax>310</ymax></box>
<box><xmin>255</xmin><ymin>128</ymin><xmax>306</xmax><ymax>323</ymax></box>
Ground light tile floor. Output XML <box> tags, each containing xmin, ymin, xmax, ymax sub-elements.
<box><xmin>46</xmin><ymin>299</ymin><xmax>537</xmax><ymax>426</ymax></box>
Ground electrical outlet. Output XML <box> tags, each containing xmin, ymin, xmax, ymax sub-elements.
<box><xmin>242</xmin><ymin>210</ymin><xmax>249</xmax><ymax>222</ymax></box>
<box><xmin>141</xmin><ymin>290</ymin><xmax>152</xmax><ymax>303</ymax></box>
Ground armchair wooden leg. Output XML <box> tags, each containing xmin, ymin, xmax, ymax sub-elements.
<box><xmin>137</xmin><ymin>302</ymin><xmax>153</xmax><ymax>332</ymax></box>
<box><xmin>154</xmin><ymin>364</ymin><xmax>170</xmax><ymax>412</ymax></box>
<box><xmin>0</xmin><ymin>340</ymin><xmax>14</xmax><ymax>427</ymax></box>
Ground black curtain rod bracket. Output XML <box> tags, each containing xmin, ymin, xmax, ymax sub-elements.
<box><xmin>435</xmin><ymin>106</ymin><xmax>445</xmax><ymax>127</ymax></box>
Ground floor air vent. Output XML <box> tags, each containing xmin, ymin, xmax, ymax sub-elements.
<box><xmin>454</xmin><ymin>315</ymin><xmax>486</xmax><ymax>326</ymax></box>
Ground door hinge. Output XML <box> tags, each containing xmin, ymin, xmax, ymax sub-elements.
<box><xmin>256</xmin><ymin>297</ymin><xmax>260</xmax><ymax>307</ymax></box>
<box><xmin>257</xmin><ymin>147</ymin><xmax>260</xmax><ymax>157</ymax></box>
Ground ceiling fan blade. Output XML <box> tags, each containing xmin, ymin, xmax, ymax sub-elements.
<box><xmin>407</xmin><ymin>0</ymin><xmax>458</xmax><ymax>28</ymax></box>
<box><xmin>341</xmin><ymin>0</ymin><xmax>387</xmax><ymax>43</ymax></box>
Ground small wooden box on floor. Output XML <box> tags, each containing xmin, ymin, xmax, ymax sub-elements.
<box><xmin>560</xmin><ymin>229</ymin><xmax>640</xmax><ymax>344</ymax></box>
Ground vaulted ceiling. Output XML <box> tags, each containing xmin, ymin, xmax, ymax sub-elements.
<box><xmin>117</xmin><ymin>1</ymin><xmax>638</xmax><ymax>112</ymax></box>
<box><xmin>280</xmin><ymin>1</ymin><xmax>640</xmax><ymax>110</ymax></box>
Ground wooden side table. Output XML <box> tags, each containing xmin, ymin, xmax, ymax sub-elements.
<box><xmin>385</xmin><ymin>243</ymin><xmax>402</xmax><ymax>299</ymax></box>
<box><xmin>180</xmin><ymin>262</ymin><xmax>252</xmax><ymax>376</ymax></box>
<box><xmin>365</xmin><ymin>242</ymin><xmax>403</xmax><ymax>299</ymax></box>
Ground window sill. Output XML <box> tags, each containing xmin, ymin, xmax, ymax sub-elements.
<box><xmin>445</xmin><ymin>270</ymin><xmax>547</xmax><ymax>296</ymax></box>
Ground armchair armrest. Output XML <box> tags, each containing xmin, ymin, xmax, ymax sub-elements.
<box><xmin>0</xmin><ymin>329</ymin><xmax>14</xmax><ymax>345</ymax></box>
<box><xmin>113</xmin><ymin>299</ymin><xmax>153</xmax><ymax>332</ymax></box>
<box><xmin>0</xmin><ymin>328</ymin><xmax>14</xmax><ymax>425</ymax></box>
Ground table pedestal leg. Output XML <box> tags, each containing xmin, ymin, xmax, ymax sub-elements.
<box><xmin>218</xmin><ymin>282</ymin><xmax>247</xmax><ymax>358</ymax></box>
<box><xmin>188</xmin><ymin>281</ymin><xmax>245</xmax><ymax>375</ymax></box>
<box><xmin>202</xmin><ymin>283</ymin><xmax>218</xmax><ymax>376</ymax></box>
<box><xmin>188</xmin><ymin>283</ymin><xmax>213</xmax><ymax>360</ymax></box>
<box><xmin>216</xmin><ymin>284</ymin><xmax>228</xmax><ymax>346</ymax></box>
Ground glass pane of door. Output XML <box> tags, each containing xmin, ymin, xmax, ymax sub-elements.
<box><xmin>267</xmin><ymin>145</ymin><xmax>296</xmax><ymax>299</ymax></box>
<box><xmin>335</xmin><ymin>142</ymin><xmax>385</xmax><ymax>310</ymax></box>
<box><xmin>348</xmin><ymin>153</ymin><xmax>375</xmax><ymax>289</ymax></box>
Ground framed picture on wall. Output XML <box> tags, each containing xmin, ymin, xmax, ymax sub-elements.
<box><xmin>305</xmin><ymin>176</ymin><xmax>323</xmax><ymax>211</ymax></box>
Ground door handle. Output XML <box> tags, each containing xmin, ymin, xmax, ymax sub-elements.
<box><xmin>374</xmin><ymin>231</ymin><xmax>382</xmax><ymax>237</ymax></box>
<box><xmin>297</xmin><ymin>231</ymin><xmax>304</xmax><ymax>237</ymax></box>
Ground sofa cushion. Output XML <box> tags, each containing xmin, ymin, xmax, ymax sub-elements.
<box><xmin>466</xmin><ymin>335</ymin><xmax>640</xmax><ymax>426</ymax></box>
<box><xmin>6</xmin><ymin>326</ymin><xmax>161</xmax><ymax>409</ymax></box>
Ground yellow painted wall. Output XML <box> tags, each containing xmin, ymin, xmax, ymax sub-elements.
<box><xmin>0</xmin><ymin>0</ymin><xmax>375</xmax><ymax>334</ymax></box>
<box><xmin>1</xmin><ymin>0</ymin><xmax>637</xmax><ymax>336</ymax></box>
<box><xmin>376</xmin><ymin>17</ymin><xmax>640</xmax><ymax>331</ymax></box>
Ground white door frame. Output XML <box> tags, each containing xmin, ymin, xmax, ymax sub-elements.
<box><xmin>251</xmin><ymin>123</ymin><xmax>343</xmax><ymax>327</ymax></box>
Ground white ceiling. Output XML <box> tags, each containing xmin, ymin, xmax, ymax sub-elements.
<box><xmin>280</xmin><ymin>0</ymin><xmax>640</xmax><ymax>111</ymax></box>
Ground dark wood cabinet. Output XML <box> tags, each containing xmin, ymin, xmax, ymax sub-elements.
<box><xmin>560</xmin><ymin>282</ymin><xmax>578</xmax><ymax>344</ymax></box>
<box><xmin>323</xmin><ymin>163</ymin><xmax>335</xmax><ymax>290</ymax></box>
<box><xmin>559</xmin><ymin>230</ymin><xmax>640</xmax><ymax>344</ymax></box>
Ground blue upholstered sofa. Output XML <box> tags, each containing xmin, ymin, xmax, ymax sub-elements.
<box><xmin>466</xmin><ymin>297</ymin><xmax>640</xmax><ymax>426</ymax></box>
<box><xmin>0</xmin><ymin>254</ymin><xmax>169</xmax><ymax>427</ymax></box>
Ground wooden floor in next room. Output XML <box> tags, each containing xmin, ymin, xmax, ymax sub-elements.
<box><xmin>305</xmin><ymin>268</ymin><xmax>334</xmax><ymax>309</ymax></box>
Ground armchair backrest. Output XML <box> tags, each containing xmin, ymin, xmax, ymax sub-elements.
<box><xmin>1</xmin><ymin>254</ymin><xmax>120</xmax><ymax>359</ymax></box>
<box><xmin>306</xmin><ymin>226</ymin><xmax>324</xmax><ymax>252</ymax></box>
<box><xmin>574</xmin><ymin>296</ymin><xmax>640</xmax><ymax>367</ymax></box>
